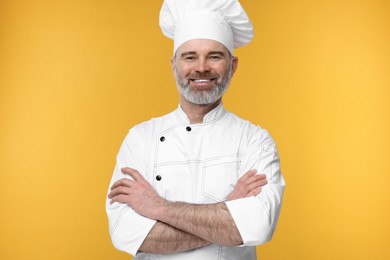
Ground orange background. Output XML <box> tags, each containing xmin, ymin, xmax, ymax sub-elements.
<box><xmin>1</xmin><ymin>0</ymin><xmax>389</xmax><ymax>259</ymax></box>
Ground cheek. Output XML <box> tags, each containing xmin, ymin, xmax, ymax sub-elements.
<box><xmin>175</xmin><ymin>64</ymin><xmax>189</xmax><ymax>76</ymax></box>
<box><xmin>176</xmin><ymin>69</ymin><xmax>188</xmax><ymax>80</ymax></box>
<box><xmin>212</xmin><ymin>62</ymin><xmax>230</xmax><ymax>74</ymax></box>
<box><xmin>180</xmin><ymin>65</ymin><xmax>194</xmax><ymax>75</ymax></box>
<box><xmin>214</xmin><ymin>68</ymin><xmax>228</xmax><ymax>77</ymax></box>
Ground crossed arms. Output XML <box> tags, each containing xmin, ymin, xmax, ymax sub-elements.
<box><xmin>108</xmin><ymin>167</ymin><xmax>267</xmax><ymax>254</ymax></box>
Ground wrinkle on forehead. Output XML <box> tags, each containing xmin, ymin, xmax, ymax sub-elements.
<box><xmin>174</xmin><ymin>39</ymin><xmax>231</xmax><ymax>59</ymax></box>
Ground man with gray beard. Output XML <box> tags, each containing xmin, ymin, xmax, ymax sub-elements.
<box><xmin>106</xmin><ymin>0</ymin><xmax>285</xmax><ymax>259</ymax></box>
<box><xmin>173</xmin><ymin>49</ymin><xmax>234</xmax><ymax>106</ymax></box>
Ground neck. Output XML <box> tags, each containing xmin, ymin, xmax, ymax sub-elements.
<box><xmin>180</xmin><ymin>97</ymin><xmax>222</xmax><ymax>124</ymax></box>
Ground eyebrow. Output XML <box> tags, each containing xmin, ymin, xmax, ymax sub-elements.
<box><xmin>208</xmin><ymin>51</ymin><xmax>226</xmax><ymax>57</ymax></box>
<box><xmin>180</xmin><ymin>51</ymin><xmax>197</xmax><ymax>58</ymax></box>
<box><xmin>180</xmin><ymin>51</ymin><xmax>226</xmax><ymax>58</ymax></box>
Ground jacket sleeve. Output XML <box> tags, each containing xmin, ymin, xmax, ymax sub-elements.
<box><xmin>225</xmin><ymin>127</ymin><xmax>285</xmax><ymax>246</ymax></box>
<box><xmin>106</xmin><ymin>127</ymin><xmax>156</xmax><ymax>256</ymax></box>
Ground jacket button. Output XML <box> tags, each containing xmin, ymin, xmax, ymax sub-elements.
<box><xmin>186</xmin><ymin>126</ymin><xmax>192</xmax><ymax>132</ymax></box>
<box><xmin>160</xmin><ymin>136</ymin><xmax>165</xmax><ymax>142</ymax></box>
<box><xmin>156</xmin><ymin>175</ymin><xmax>162</xmax><ymax>181</ymax></box>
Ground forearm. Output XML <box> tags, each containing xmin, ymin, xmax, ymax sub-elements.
<box><xmin>109</xmin><ymin>168</ymin><xmax>247</xmax><ymax>250</ymax></box>
<box><xmin>156</xmin><ymin>201</ymin><xmax>243</xmax><ymax>246</ymax></box>
<box><xmin>139</xmin><ymin>221</ymin><xmax>210</xmax><ymax>254</ymax></box>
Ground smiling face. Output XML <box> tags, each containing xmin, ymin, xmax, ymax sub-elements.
<box><xmin>171</xmin><ymin>39</ymin><xmax>238</xmax><ymax>105</ymax></box>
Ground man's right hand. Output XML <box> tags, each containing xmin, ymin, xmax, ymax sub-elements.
<box><xmin>227</xmin><ymin>170</ymin><xmax>267</xmax><ymax>201</ymax></box>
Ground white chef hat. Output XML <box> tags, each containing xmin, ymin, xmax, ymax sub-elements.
<box><xmin>159</xmin><ymin>0</ymin><xmax>253</xmax><ymax>54</ymax></box>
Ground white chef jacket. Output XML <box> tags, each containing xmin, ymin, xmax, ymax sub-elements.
<box><xmin>106</xmin><ymin>103</ymin><xmax>285</xmax><ymax>260</ymax></box>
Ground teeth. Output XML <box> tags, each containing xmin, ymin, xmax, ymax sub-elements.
<box><xmin>194</xmin><ymin>79</ymin><xmax>211</xmax><ymax>83</ymax></box>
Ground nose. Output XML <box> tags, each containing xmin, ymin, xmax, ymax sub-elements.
<box><xmin>194</xmin><ymin>58</ymin><xmax>210</xmax><ymax>73</ymax></box>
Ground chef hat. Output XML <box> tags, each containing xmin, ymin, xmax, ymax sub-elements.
<box><xmin>159</xmin><ymin>0</ymin><xmax>253</xmax><ymax>54</ymax></box>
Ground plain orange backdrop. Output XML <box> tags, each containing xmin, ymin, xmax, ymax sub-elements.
<box><xmin>0</xmin><ymin>0</ymin><xmax>389</xmax><ymax>259</ymax></box>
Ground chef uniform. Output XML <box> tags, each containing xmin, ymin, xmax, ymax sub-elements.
<box><xmin>106</xmin><ymin>0</ymin><xmax>285</xmax><ymax>259</ymax></box>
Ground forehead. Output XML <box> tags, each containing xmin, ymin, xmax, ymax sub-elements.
<box><xmin>175</xmin><ymin>39</ymin><xmax>230</xmax><ymax>56</ymax></box>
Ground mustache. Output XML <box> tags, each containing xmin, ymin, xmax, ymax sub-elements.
<box><xmin>187</xmin><ymin>73</ymin><xmax>219</xmax><ymax>80</ymax></box>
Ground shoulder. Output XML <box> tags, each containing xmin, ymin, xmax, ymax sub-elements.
<box><xmin>225</xmin><ymin>110</ymin><xmax>276</xmax><ymax>149</ymax></box>
<box><xmin>127</xmin><ymin>110</ymin><xmax>176</xmax><ymax>139</ymax></box>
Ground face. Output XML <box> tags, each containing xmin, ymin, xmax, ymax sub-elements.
<box><xmin>171</xmin><ymin>39</ymin><xmax>238</xmax><ymax>105</ymax></box>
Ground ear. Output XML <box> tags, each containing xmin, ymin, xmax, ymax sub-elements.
<box><xmin>170</xmin><ymin>56</ymin><xmax>175</xmax><ymax>71</ymax></box>
<box><xmin>231</xmin><ymin>56</ymin><xmax>239</xmax><ymax>75</ymax></box>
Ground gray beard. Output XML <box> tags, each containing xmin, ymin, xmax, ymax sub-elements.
<box><xmin>173</xmin><ymin>65</ymin><xmax>233</xmax><ymax>105</ymax></box>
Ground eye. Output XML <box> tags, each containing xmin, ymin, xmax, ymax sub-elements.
<box><xmin>209</xmin><ymin>55</ymin><xmax>222</xmax><ymax>61</ymax></box>
<box><xmin>184</xmin><ymin>56</ymin><xmax>196</xmax><ymax>61</ymax></box>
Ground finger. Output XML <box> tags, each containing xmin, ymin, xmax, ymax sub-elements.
<box><xmin>247</xmin><ymin>187</ymin><xmax>262</xmax><ymax>197</ymax></box>
<box><xmin>110</xmin><ymin>178</ymin><xmax>132</xmax><ymax>190</ymax></box>
<box><xmin>108</xmin><ymin>186</ymin><xmax>130</xmax><ymax>199</ymax></box>
<box><xmin>239</xmin><ymin>173</ymin><xmax>266</xmax><ymax>186</ymax></box>
<box><xmin>245</xmin><ymin>178</ymin><xmax>267</xmax><ymax>193</ymax></box>
<box><xmin>110</xmin><ymin>194</ymin><xmax>128</xmax><ymax>205</ymax></box>
<box><xmin>121</xmin><ymin>167</ymin><xmax>136</xmax><ymax>177</ymax></box>
<box><xmin>248</xmin><ymin>174</ymin><xmax>267</xmax><ymax>186</ymax></box>
<box><xmin>239</xmin><ymin>169</ymin><xmax>257</xmax><ymax>181</ymax></box>
<box><xmin>121</xmin><ymin>167</ymin><xmax>144</xmax><ymax>182</ymax></box>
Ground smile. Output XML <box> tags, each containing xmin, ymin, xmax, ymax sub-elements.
<box><xmin>193</xmin><ymin>79</ymin><xmax>210</xmax><ymax>83</ymax></box>
<box><xmin>190</xmin><ymin>78</ymin><xmax>216</xmax><ymax>83</ymax></box>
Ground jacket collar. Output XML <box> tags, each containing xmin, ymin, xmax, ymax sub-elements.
<box><xmin>176</xmin><ymin>102</ymin><xmax>226</xmax><ymax>124</ymax></box>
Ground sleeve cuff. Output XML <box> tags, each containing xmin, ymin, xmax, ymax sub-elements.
<box><xmin>225</xmin><ymin>196</ymin><xmax>272</xmax><ymax>246</ymax></box>
<box><xmin>109</xmin><ymin>207</ymin><xmax>156</xmax><ymax>256</ymax></box>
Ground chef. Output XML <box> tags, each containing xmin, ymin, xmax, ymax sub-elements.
<box><xmin>106</xmin><ymin>0</ymin><xmax>285</xmax><ymax>259</ymax></box>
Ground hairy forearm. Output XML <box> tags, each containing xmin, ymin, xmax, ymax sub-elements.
<box><xmin>157</xmin><ymin>201</ymin><xmax>243</xmax><ymax>246</ymax></box>
<box><xmin>139</xmin><ymin>221</ymin><xmax>210</xmax><ymax>254</ymax></box>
